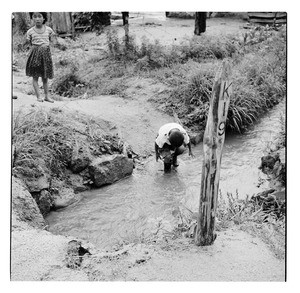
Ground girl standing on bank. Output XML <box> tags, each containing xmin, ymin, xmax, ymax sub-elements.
<box><xmin>25</xmin><ymin>12</ymin><xmax>56</xmax><ymax>102</ymax></box>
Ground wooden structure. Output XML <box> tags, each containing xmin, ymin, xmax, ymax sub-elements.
<box><xmin>248</xmin><ymin>12</ymin><xmax>287</xmax><ymax>25</ymax></box>
<box><xmin>195</xmin><ymin>60</ymin><xmax>232</xmax><ymax>246</ymax></box>
<box><xmin>49</xmin><ymin>12</ymin><xmax>74</xmax><ymax>37</ymax></box>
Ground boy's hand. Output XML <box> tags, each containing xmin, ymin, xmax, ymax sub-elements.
<box><xmin>156</xmin><ymin>153</ymin><xmax>161</xmax><ymax>162</ymax></box>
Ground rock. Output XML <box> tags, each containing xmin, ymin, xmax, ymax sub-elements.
<box><xmin>70</xmin><ymin>154</ymin><xmax>91</xmax><ymax>173</ymax></box>
<box><xmin>66</xmin><ymin>173</ymin><xmax>90</xmax><ymax>193</ymax></box>
<box><xmin>32</xmin><ymin>190</ymin><xmax>53</xmax><ymax>216</ymax></box>
<box><xmin>259</xmin><ymin>152</ymin><xmax>286</xmax><ymax>188</ymax></box>
<box><xmin>258</xmin><ymin>154</ymin><xmax>280</xmax><ymax>173</ymax></box>
<box><xmin>89</xmin><ymin>154</ymin><xmax>134</xmax><ymax>187</ymax></box>
<box><xmin>65</xmin><ymin>240</ymin><xmax>91</xmax><ymax>269</ymax></box>
<box><xmin>12</xmin><ymin>177</ymin><xmax>46</xmax><ymax>229</ymax></box>
<box><xmin>52</xmin><ymin>187</ymin><xmax>80</xmax><ymax>210</ymax></box>
<box><xmin>23</xmin><ymin>175</ymin><xmax>50</xmax><ymax>193</ymax></box>
<box><xmin>189</xmin><ymin>132</ymin><xmax>204</xmax><ymax>145</ymax></box>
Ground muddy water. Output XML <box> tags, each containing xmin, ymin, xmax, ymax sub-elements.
<box><xmin>46</xmin><ymin>101</ymin><xmax>285</xmax><ymax>249</ymax></box>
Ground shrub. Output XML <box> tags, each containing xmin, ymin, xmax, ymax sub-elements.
<box><xmin>106</xmin><ymin>30</ymin><xmax>241</xmax><ymax>68</ymax></box>
<box><xmin>52</xmin><ymin>62</ymin><xmax>87</xmax><ymax>97</ymax></box>
<box><xmin>73</xmin><ymin>12</ymin><xmax>111</xmax><ymax>32</ymax></box>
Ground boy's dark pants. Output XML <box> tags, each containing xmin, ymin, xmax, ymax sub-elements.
<box><xmin>159</xmin><ymin>143</ymin><xmax>185</xmax><ymax>171</ymax></box>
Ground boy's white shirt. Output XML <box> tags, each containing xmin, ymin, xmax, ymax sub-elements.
<box><xmin>155</xmin><ymin>123</ymin><xmax>190</xmax><ymax>148</ymax></box>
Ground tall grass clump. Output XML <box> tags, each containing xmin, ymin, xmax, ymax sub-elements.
<box><xmin>160</xmin><ymin>26</ymin><xmax>286</xmax><ymax>133</ymax></box>
<box><xmin>12</xmin><ymin>108</ymin><xmax>124</xmax><ymax>179</ymax></box>
<box><xmin>227</xmin><ymin>45</ymin><xmax>286</xmax><ymax>132</ymax></box>
<box><xmin>105</xmin><ymin>29</ymin><xmax>241</xmax><ymax>70</ymax></box>
<box><xmin>217</xmin><ymin>191</ymin><xmax>285</xmax><ymax>259</ymax></box>
<box><xmin>13</xmin><ymin>108</ymin><xmax>75</xmax><ymax>178</ymax></box>
<box><xmin>178</xmin><ymin>34</ymin><xmax>240</xmax><ymax>61</ymax></box>
<box><xmin>165</xmin><ymin>62</ymin><xmax>217</xmax><ymax>129</ymax></box>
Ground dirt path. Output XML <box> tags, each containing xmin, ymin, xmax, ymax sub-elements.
<box><xmin>12</xmin><ymin>74</ymin><xmax>173</xmax><ymax>156</ymax></box>
<box><xmin>11</xmin><ymin>223</ymin><xmax>285</xmax><ymax>281</ymax></box>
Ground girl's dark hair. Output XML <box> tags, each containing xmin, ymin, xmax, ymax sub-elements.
<box><xmin>29</xmin><ymin>12</ymin><xmax>48</xmax><ymax>24</ymax></box>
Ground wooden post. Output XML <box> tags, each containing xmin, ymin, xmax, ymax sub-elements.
<box><xmin>195</xmin><ymin>60</ymin><xmax>232</xmax><ymax>246</ymax></box>
<box><xmin>122</xmin><ymin>12</ymin><xmax>129</xmax><ymax>26</ymax></box>
<box><xmin>194</xmin><ymin>12</ymin><xmax>207</xmax><ymax>35</ymax></box>
<box><xmin>122</xmin><ymin>12</ymin><xmax>129</xmax><ymax>48</ymax></box>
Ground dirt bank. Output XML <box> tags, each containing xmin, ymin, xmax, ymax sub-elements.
<box><xmin>11</xmin><ymin>223</ymin><xmax>284</xmax><ymax>281</ymax></box>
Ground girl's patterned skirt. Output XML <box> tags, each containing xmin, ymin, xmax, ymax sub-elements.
<box><xmin>26</xmin><ymin>45</ymin><xmax>54</xmax><ymax>79</ymax></box>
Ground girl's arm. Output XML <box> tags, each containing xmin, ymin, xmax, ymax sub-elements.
<box><xmin>23</xmin><ymin>32</ymin><xmax>31</xmax><ymax>50</ymax></box>
<box><xmin>50</xmin><ymin>33</ymin><xmax>59</xmax><ymax>46</ymax></box>
<box><xmin>49</xmin><ymin>27</ymin><xmax>59</xmax><ymax>46</ymax></box>
<box><xmin>23</xmin><ymin>38</ymin><xmax>30</xmax><ymax>47</ymax></box>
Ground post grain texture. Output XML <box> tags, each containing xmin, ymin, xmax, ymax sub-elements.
<box><xmin>195</xmin><ymin>60</ymin><xmax>232</xmax><ymax>246</ymax></box>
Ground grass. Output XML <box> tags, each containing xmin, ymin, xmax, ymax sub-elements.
<box><xmin>51</xmin><ymin>62</ymin><xmax>87</xmax><ymax>98</ymax></box>
<box><xmin>173</xmin><ymin>190</ymin><xmax>285</xmax><ymax>259</ymax></box>
<box><xmin>12</xmin><ymin>107</ymin><xmax>124</xmax><ymax>179</ymax></box>
<box><xmin>101</xmin><ymin>25</ymin><xmax>286</xmax><ymax>133</ymax></box>
<box><xmin>13</xmin><ymin>22</ymin><xmax>286</xmax><ymax>134</ymax></box>
<box><xmin>217</xmin><ymin>191</ymin><xmax>285</xmax><ymax>259</ymax></box>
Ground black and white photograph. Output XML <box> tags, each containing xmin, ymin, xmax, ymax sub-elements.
<box><xmin>7</xmin><ymin>1</ymin><xmax>294</xmax><ymax>287</ymax></box>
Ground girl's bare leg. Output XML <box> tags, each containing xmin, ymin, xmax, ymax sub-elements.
<box><xmin>33</xmin><ymin>77</ymin><xmax>43</xmax><ymax>102</ymax></box>
<box><xmin>42</xmin><ymin>78</ymin><xmax>54</xmax><ymax>103</ymax></box>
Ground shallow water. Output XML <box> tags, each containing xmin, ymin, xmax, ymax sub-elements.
<box><xmin>46</xmin><ymin>101</ymin><xmax>285</xmax><ymax>249</ymax></box>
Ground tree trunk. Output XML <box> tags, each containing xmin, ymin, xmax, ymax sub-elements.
<box><xmin>194</xmin><ymin>12</ymin><xmax>207</xmax><ymax>35</ymax></box>
<box><xmin>195</xmin><ymin>60</ymin><xmax>232</xmax><ymax>246</ymax></box>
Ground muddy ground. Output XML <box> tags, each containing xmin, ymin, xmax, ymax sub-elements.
<box><xmin>10</xmin><ymin>14</ymin><xmax>285</xmax><ymax>282</ymax></box>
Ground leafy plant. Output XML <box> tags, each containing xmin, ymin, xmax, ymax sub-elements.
<box><xmin>73</xmin><ymin>12</ymin><xmax>111</xmax><ymax>33</ymax></box>
<box><xmin>52</xmin><ymin>62</ymin><xmax>87</xmax><ymax>97</ymax></box>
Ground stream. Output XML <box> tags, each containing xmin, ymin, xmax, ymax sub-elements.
<box><xmin>46</xmin><ymin>101</ymin><xmax>285</xmax><ymax>249</ymax></box>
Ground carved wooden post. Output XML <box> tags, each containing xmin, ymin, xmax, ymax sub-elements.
<box><xmin>195</xmin><ymin>60</ymin><xmax>232</xmax><ymax>246</ymax></box>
